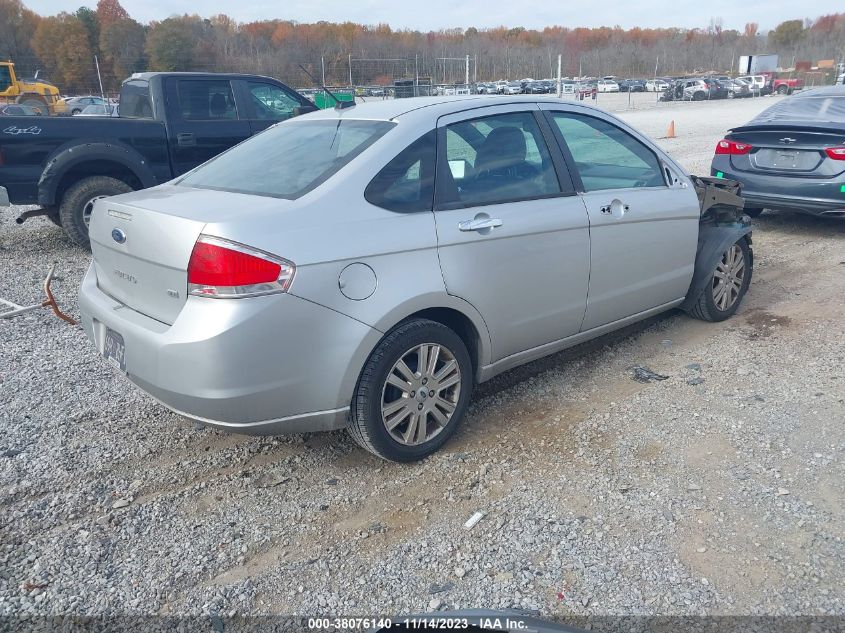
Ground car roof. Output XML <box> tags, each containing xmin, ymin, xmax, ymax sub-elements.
<box><xmin>296</xmin><ymin>95</ymin><xmax>609</xmax><ymax>124</ymax></box>
<box><xmin>792</xmin><ymin>85</ymin><xmax>845</xmax><ymax>98</ymax></box>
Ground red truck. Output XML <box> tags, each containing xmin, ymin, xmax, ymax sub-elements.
<box><xmin>760</xmin><ymin>72</ymin><xmax>804</xmax><ymax>95</ymax></box>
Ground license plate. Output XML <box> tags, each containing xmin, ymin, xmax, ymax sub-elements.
<box><xmin>103</xmin><ymin>328</ymin><xmax>126</xmax><ymax>372</ymax></box>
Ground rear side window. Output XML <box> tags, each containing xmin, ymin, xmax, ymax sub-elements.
<box><xmin>365</xmin><ymin>131</ymin><xmax>436</xmax><ymax>213</ymax></box>
<box><xmin>551</xmin><ymin>112</ymin><xmax>665</xmax><ymax>191</ymax></box>
<box><xmin>177</xmin><ymin>80</ymin><xmax>237</xmax><ymax>120</ymax></box>
<box><xmin>442</xmin><ymin>111</ymin><xmax>561</xmax><ymax>207</ymax></box>
<box><xmin>120</xmin><ymin>79</ymin><xmax>153</xmax><ymax>119</ymax></box>
<box><xmin>180</xmin><ymin>119</ymin><xmax>395</xmax><ymax>199</ymax></box>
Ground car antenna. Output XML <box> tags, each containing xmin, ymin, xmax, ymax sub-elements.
<box><xmin>297</xmin><ymin>64</ymin><xmax>355</xmax><ymax>110</ymax></box>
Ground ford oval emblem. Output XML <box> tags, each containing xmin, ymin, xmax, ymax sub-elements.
<box><xmin>111</xmin><ymin>228</ymin><xmax>127</xmax><ymax>244</ymax></box>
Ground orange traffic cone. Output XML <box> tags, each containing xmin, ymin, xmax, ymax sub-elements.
<box><xmin>667</xmin><ymin>120</ymin><xmax>676</xmax><ymax>138</ymax></box>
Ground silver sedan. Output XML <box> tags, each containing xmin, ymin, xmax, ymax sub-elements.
<box><xmin>79</xmin><ymin>96</ymin><xmax>753</xmax><ymax>461</ymax></box>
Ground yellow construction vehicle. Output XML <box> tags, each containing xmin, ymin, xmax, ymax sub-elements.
<box><xmin>0</xmin><ymin>61</ymin><xmax>64</xmax><ymax>115</ymax></box>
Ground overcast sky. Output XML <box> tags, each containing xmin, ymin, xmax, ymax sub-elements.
<box><xmin>23</xmin><ymin>0</ymin><xmax>840</xmax><ymax>32</ymax></box>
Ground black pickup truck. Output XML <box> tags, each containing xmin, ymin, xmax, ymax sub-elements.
<box><xmin>0</xmin><ymin>72</ymin><xmax>317</xmax><ymax>246</ymax></box>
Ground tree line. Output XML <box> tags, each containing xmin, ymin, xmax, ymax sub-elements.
<box><xmin>1</xmin><ymin>0</ymin><xmax>843</xmax><ymax>94</ymax></box>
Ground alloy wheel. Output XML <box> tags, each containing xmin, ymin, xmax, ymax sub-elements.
<box><xmin>82</xmin><ymin>195</ymin><xmax>107</xmax><ymax>228</ymax></box>
<box><xmin>712</xmin><ymin>244</ymin><xmax>745</xmax><ymax>311</ymax></box>
<box><xmin>381</xmin><ymin>343</ymin><xmax>462</xmax><ymax>446</ymax></box>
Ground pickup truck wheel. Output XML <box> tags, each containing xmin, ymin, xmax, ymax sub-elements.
<box><xmin>348</xmin><ymin>319</ymin><xmax>473</xmax><ymax>462</ymax></box>
<box><xmin>59</xmin><ymin>176</ymin><xmax>133</xmax><ymax>248</ymax></box>
<box><xmin>776</xmin><ymin>85</ymin><xmax>789</xmax><ymax>95</ymax></box>
<box><xmin>689</xmin><ymin>239</ymin><xmax>752</xmax><ymax>322</ymax></box>
<box><xmin>744</xmin><ymin>207</ymin><xmax>764</xmax><ymax>218</ymax></box>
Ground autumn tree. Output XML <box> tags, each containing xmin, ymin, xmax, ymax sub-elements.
<box><xmin>769</xmin><ymin>19</ymin><xmax>805</xmax><ymax>50</ymax></box>
<box><xmin>0</xmin><ymin>0</ymin><xmax>41</xmax><ymax>72</ymax></box>
<box><xmin>96</xmin><ymin>0</ymin><xmax>129</xmax><ymax>27</ymax></box>
<box><xmin>145</xmin><ymin>17</ymin><xmax>198</xmax><ymax>71</ymax></box>
<box><xmin>100</xmin><ymin>18</ymin><xmax>145</xmax><ymax>79</ymax></box>
<box><xmin>75</xmin><ymin>6</ymin><xmax>99</xmax><ymax>52</ymax></box>
<box><xmin>31</xmin><ymin>12</ymin><xmax>94</xmax><ymax>91</ymax></box>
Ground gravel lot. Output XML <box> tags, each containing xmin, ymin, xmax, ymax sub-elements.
<box><xmin>1</xmin><ymin>94</ymin><xmax>843</xmax><ymax>621</ymax></box>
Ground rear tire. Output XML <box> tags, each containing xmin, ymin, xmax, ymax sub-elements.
<box><xmin>59</xmin><ymin>176</ymin><xmax>133</xmax><ymax>248</ymax></box>
<box><xmin>689</xmin><ymin>238</ymin><xmax>752</xmax><ymax>322</ymax></box>
<box><xmin>348</xmin><ymin>318</ymin><xmax>473</xmax><ymax>462</ymax></box>
<box><xmin>777</xmin><ymin>85</ymin><xmax>789</xmax><ymax>95</ymax></box>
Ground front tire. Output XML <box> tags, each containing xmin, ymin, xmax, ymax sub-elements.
<box><xmin>348</xmin><ymin>319</ymin><xmax>473</xmax><ymax>462</ymax></box>
<box><xmin>689</xmin><ymin>238</ymin><xmax>752</xmax><ymax>322</ymax></box>
<box><xmin>59</xmin><ymin>176</ymin><xmax>133</xmax><ymax>248</ymax></box>
<box><xmin>744</xmin><ymin>207</ymin><xmax>764</xmax><ymax>218</ymax></box>
<box><xmin>777</xmin><ymin>85</ymin><xmax>789</xmax><ymax>95</ymax></box>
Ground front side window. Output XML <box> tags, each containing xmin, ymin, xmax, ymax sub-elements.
<box><xmin>365</xmin><ymin>131</ymin><xmax>436</xmax><ymax>212</ymax></box>
<box><xmin>177</xmin><ymin>80</ymin><xmax>237</xmax><ymax>120</ymax></box>
<box><xmin>247</xmin><ymin>81</ymin><xmax>302</xmax><ymax>120</ymax></box>
<box><xmin>551</xmin><ymin>112</ymin><xmax>665</xmax><ymax>191</ymax></box>
<box><xmin>442</xmin><ymin>111</ymin><xmax>560</xmax><ymax>207</ymax></box>
<box><xmin>180</xmin><ymin>119</ymin><xmax>395</xmax><ymax>199</ymax></box>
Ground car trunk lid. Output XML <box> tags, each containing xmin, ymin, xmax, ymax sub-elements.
<box><xmin>727</xmin><ymin>125</ymin><xmax>845</xmax><ymax>177</ymax></box>
<box><xmin>88</xmin><ymin>185</ymin><xmax>302</xmax><ymax>325</ymax></box>
<box><xmin>89</xmin><ymin>199</ymin><xmax>205</xmax><ymax>325</ymax></box>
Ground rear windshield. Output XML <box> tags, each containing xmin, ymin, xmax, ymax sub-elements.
<box><xmin>748</xmin><ymin>92</ymin><xmax>845</xmax><ymax>125</ymax></box>
<box><xmin>180</xmin><ymin>119</ymin><xmax>395</xmax><ymax>199</ymax></box>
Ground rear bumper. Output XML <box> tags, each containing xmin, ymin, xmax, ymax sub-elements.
<box><xmin>741</xmin><ymin>191</ymin><xmax>845</xmax><ymax>216</ymax></box>
<box><xmin>710</xmin><ymin>166</ymin><xmax>845</xmax><ymax>216</ymax></box>
<box><xmin>78</xmin><ymin>263</ymin><xmax>383</xmax><ymax>434</ymax></box>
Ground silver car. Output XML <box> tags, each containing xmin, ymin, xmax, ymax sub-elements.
<box><xmin>79</xmin><ymin>96</ymin><xmax>753</xmax><ymax>461</ymax></box>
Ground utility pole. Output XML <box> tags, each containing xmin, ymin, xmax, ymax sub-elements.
<box><xmin>465</xmin><ymin>54</ymin><xmax>469</xmax><ymax>86</ymax></box>
<box><xmin>557</xmin><ymin>54</ymin><xmax>562</xmax><ymax>97</ymax></box>
<box><xmin>94</xmin><ymin>55</ymin><xmax>105</xmax><ymax>103</ymax></box>
<box><xmin>348</xmin><ymin>54</ymin><xmax>352</xmax><ymax>88</ymax></box>
<box><xmin>474</xmin><ymin>54</ymin><xmax>477</xmax><ymax>83</ymax></box>
<box><xmin>415</xmin><ymin>54</ymin><xmax>419</xmax><ymax>96</ymax></box>
<box><xmin>654</xmin><ymin>56</ymin><xmax>660</xmax><ymax>102</ymax></box>
<box><xmin>321</xmin><ymin>56</ymin><xmax>326</xmax><ymax>86</ymax></box>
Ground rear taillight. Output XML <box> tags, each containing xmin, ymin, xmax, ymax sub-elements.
<box><xmin>824</xmin><ymin>147</ymin><xmax>845</xmax><ymax>161</ymax></box>
<box><xmin>187</xmin><ymin>235</ymin><xmax>295</xmax><ymax>298</ymax></box>
<box><xmin>715</xmin><ymin>139</ymin><xmax>753</xmax><ymax>155</ymax></box>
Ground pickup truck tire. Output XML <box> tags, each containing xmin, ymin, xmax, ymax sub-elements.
<box><xmin>744</xmin><ymin>207</ymin><xmax>764</xmax><ymax>218</ymax></box>
<box><xmin>348</xmin><ymin>318</ymin><xmax>473</xmax><ymax>462</ymax></box>
<box><xmin>689</xmin><ymin>238</ymin><xmax>752</xmax><ymax>322</ymax></box>
<box><xmin>59</xmin><ymin>176</ymin><xmax>133</xmax><ymax>247</ymax></box>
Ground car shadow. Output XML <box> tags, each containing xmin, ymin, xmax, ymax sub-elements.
<box><xmin>753</xmin><ymin>209</ymin><xmax>845</xmax><ymax>234</ymax></box>
<box><xmin>473</xmin><ymin>311</ymin><xmax>674</xmax><ymax>400</ymax></box>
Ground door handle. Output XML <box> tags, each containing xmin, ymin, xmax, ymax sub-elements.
<box><xmin>600</xmin><ymin>202</ymin><xmax>630</xmax><ymax>215</ymax></box>
<box><xmin>458</xmin><ymin>217</ymin><xmax>503</xmax><ymax>232</ymax></box>
<box><xmin>177</xmin><ymin>132</ymin><xmax>196</xmax><ymax>147</ymax></box>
